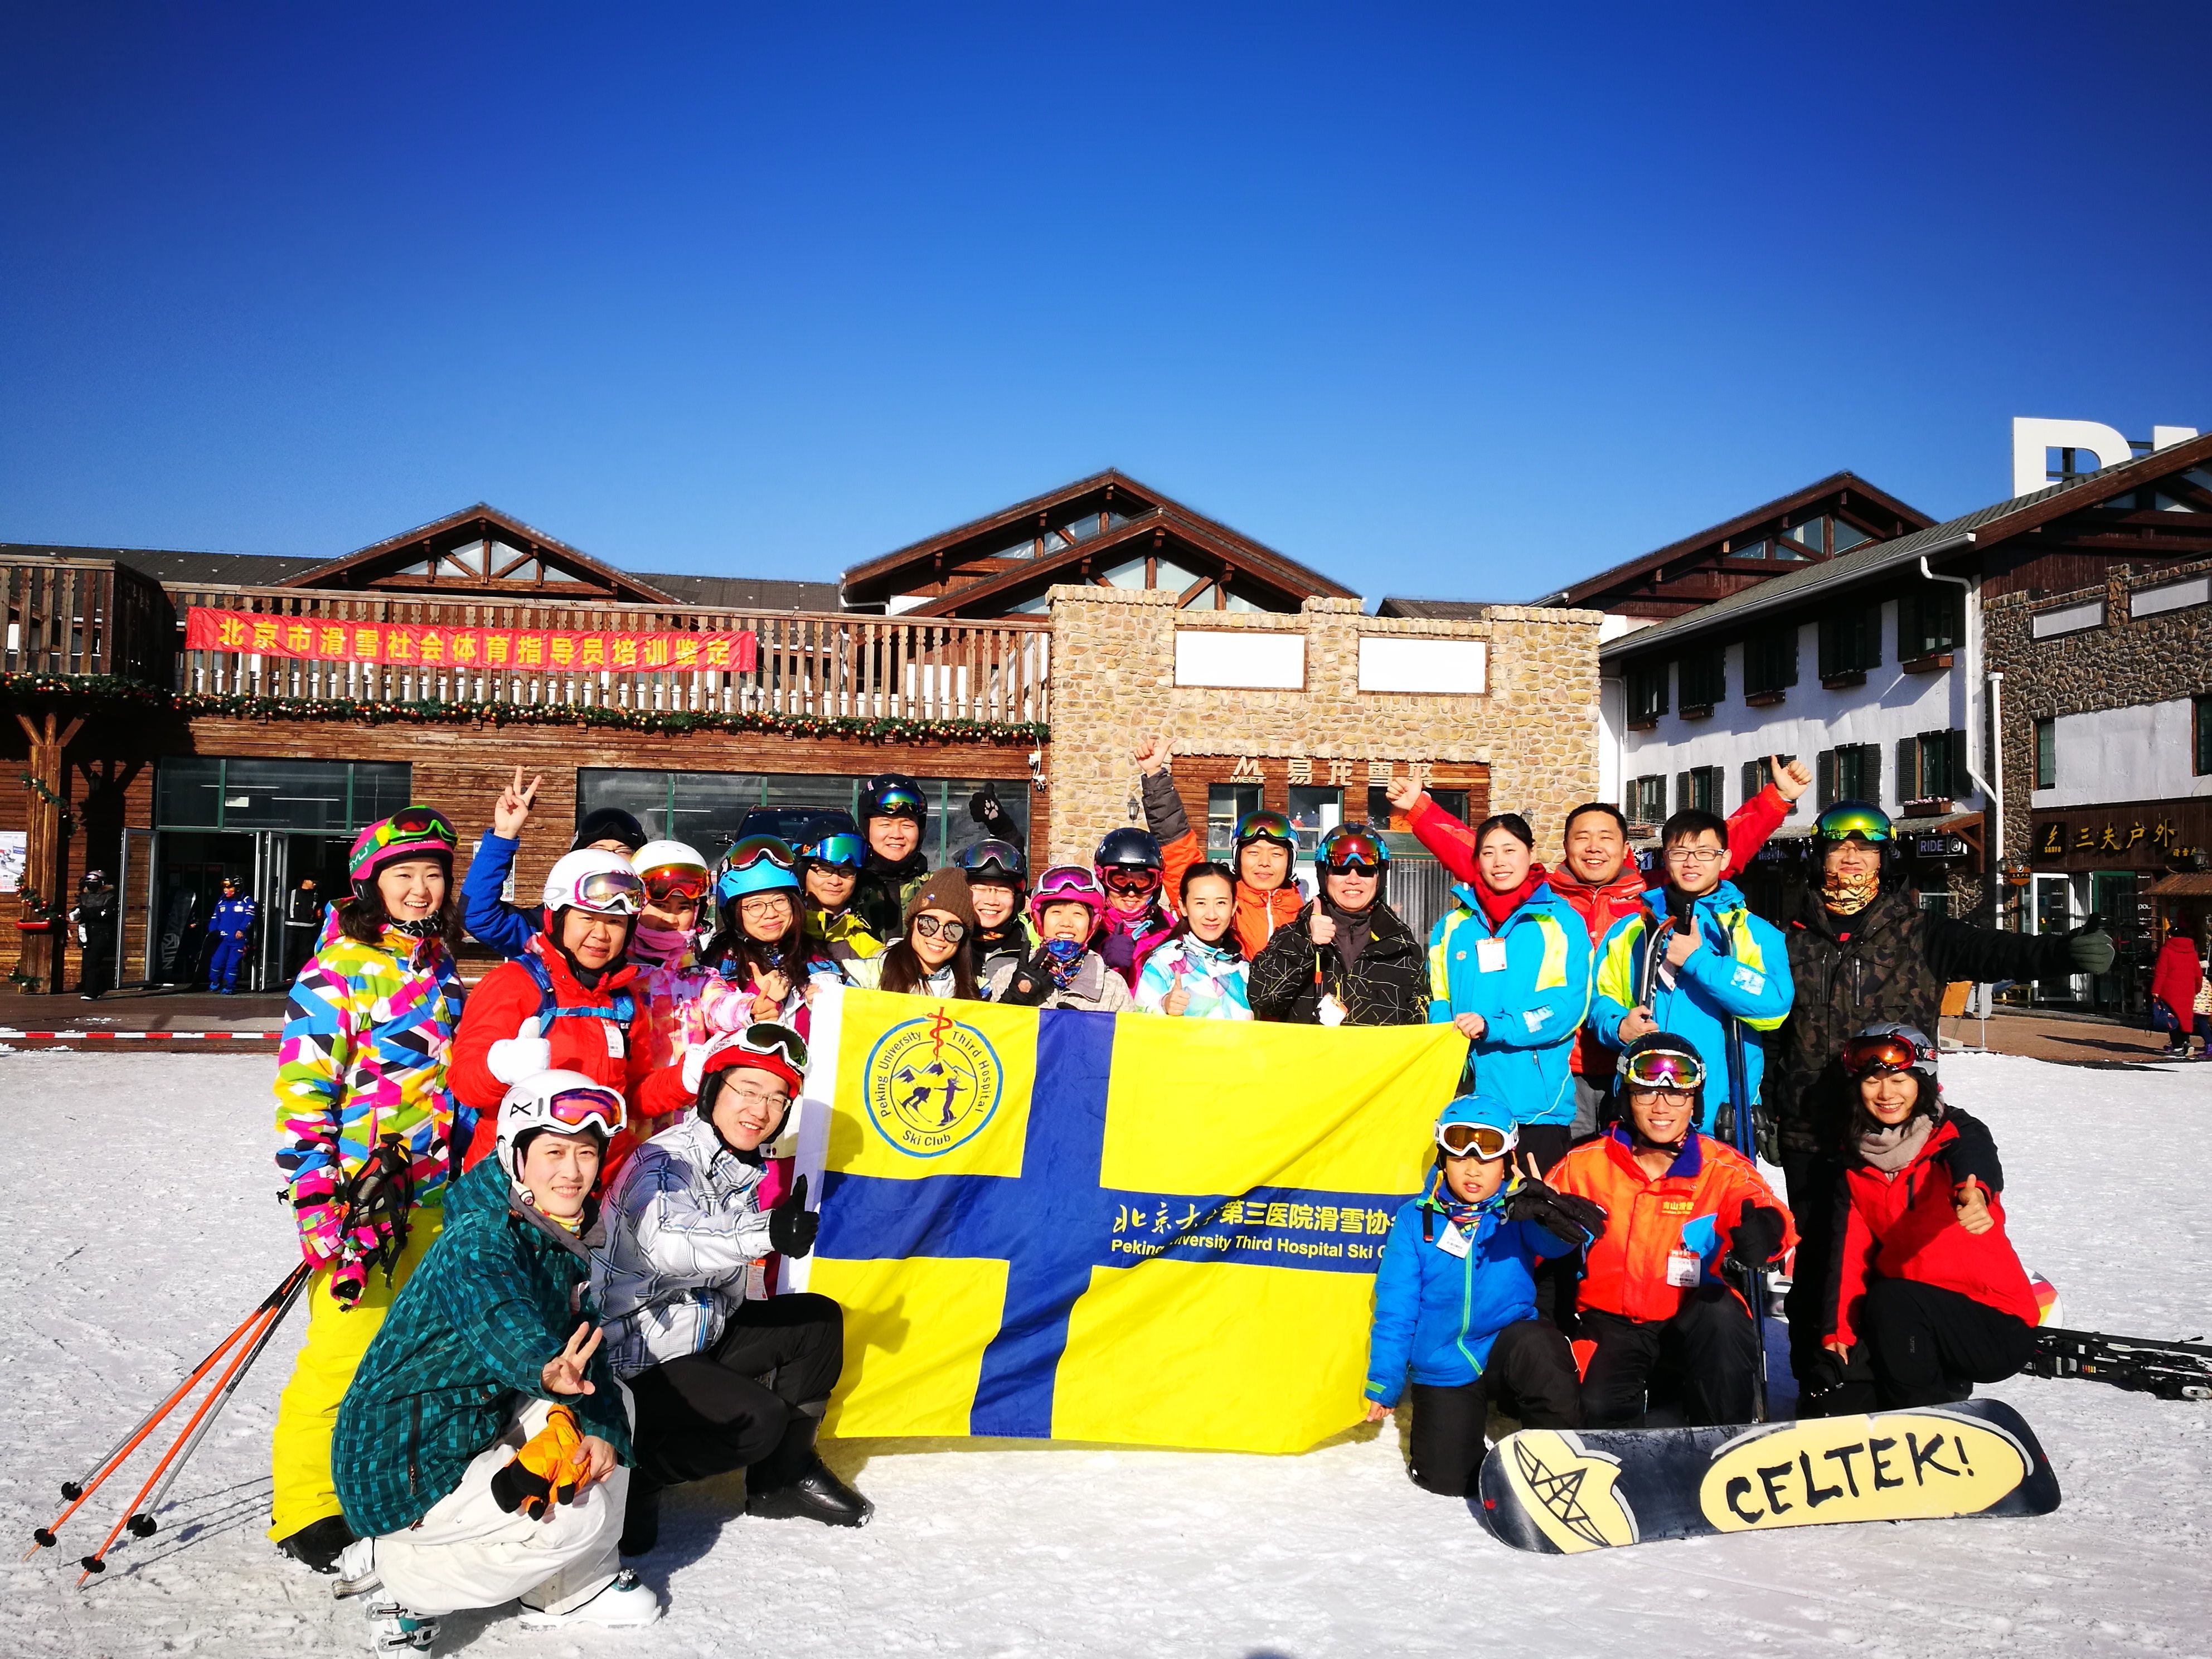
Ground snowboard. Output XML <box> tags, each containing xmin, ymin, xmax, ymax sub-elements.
<box><xmin>1472</xmin><ymin>1398</ymin><xmax>2060</xmax><ymax>1553</ymax></box>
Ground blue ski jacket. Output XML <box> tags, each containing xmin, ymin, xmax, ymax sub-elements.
<box><xmin>459</xmin><ymin>829</ymin><xmax>535</xmax><ymax>959</ymax></box>
<box><xmin>1424</xmin><ymin>882</ymin><xmax>1592</xmax><ymax>1126</ymax></box>
<box><xmin>1363</xmin><ymin>1170</ymin><xmax>1585</xmax><ymax>1405</ymax></box>
<box><xmin>207</xmin><ymin>894</ymin><xmax>257</xmax><ymax>939</ymax></box>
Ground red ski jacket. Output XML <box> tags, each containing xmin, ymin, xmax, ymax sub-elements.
<box><xmin>1405</xmin><ymin>785</ymin><xmax>1791</xmax><ymax>1078</ymax></box>
<box><xmin>2151</xmin><ymin>934</ymin><xmax>2205</xmax><ymax>1024</ymax></box>
<box><xmin>1828</xmin><ymin>1116</ymin><xmax>2039</xmax><ymax>1348</ymax></box>
<box><xmin>451</xmin><ymin>934</ymin><xmax>654</xmax><ymax>1171</ymax></box>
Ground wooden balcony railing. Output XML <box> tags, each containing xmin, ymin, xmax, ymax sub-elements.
<box><xmin>0</xmin><ymin>557</ymin><xmax>173</xmax><ymax>684</ymax></box>
<box><xmin>163</xmin><ymin>585</ymin><xmax>1050</xmax><ymax>726</ymax></box>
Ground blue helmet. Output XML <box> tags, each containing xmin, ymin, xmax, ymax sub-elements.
<box><xmin>1434</xmin><ymin>1094</ymin><xmax>1520</xmax><ymax>1162</ymax></box>
<box><xmin>713</xmin><ymin>835</ymin><xmax>800</xmax><ymax>903</ymax></box>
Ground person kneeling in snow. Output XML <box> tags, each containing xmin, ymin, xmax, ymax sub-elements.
<box><xmin>329</xmin><ymin>1072</ymin><xmax>654</xmax><ymax>1651</ymax></box>
<box><xmin>1548</xmin><ymin>1032</ymin><xmax>1794</xmax><ymax>1428</ymax></box>
<box><xmin>598</xmin><ymin>1022</ymin><xmax>871</xmax><ymax>1559</ymax></box>
<box><xmin>1362</xmin><ymin>1095</ymin><xmax>1603</xmax><ymax>1497</ymax></box>
<box><xmin>1812</xmin><ymin>1023</ymin><xmax>2039</xmax><ymax>1413</ymax></box>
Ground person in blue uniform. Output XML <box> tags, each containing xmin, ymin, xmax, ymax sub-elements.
<box><xmin>206</xmin><ymin>876</ymin><xmax>259</xmax><ymax>993</ymax></box>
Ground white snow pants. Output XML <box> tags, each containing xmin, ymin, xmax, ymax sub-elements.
<box><xmin>372</xmin><ymin>1393</ymin><xmax>630</xmax><ymax>1619</ymax></box>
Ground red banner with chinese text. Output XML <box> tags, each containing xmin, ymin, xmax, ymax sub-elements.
<box><xmin>185</xmin><ymin>609</ymin><xmax>759</xmax><ymax>675</ymax></box>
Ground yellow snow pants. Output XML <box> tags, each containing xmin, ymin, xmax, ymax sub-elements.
<box><xmin>267</xmin><ymin>1217</ymin><xmax>439</xmax><ymax>1542</ymax></box>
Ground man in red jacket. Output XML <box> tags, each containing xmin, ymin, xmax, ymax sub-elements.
<box><xmin>1386</xmin><ymin>757</ymin><xmax>1811</xmax><ymax>1132</ymax></box>
<box><xmin>451</xmin><ymin>850</ymin><xmax>658</xmax><ymax>1170</ymax></box>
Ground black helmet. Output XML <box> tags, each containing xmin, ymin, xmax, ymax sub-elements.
<box><xmin>858</xmin><ymin>774</ymin><xmax>928</xmax><ymax>827</ymax></box>
<box><xmin>1093</xmin><ymin>827</ymin><xmax>1163</xmax><ymax>871</ymax></box>
<box><xmin>955</xmin><ymin>837</ymin><xmax>1028</xmax><ymax>884</ymax></box>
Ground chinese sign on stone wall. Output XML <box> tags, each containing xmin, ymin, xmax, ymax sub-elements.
<box><xmin>186</xmin><ymin>608</ymin><xmax>760</xmax><ymax>673</ymax></box>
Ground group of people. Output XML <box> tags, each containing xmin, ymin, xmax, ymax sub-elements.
<box><xmin>260</xmin><ymin>749</ymin><xmax>2120</xmax><ymax>1650</ymax></box>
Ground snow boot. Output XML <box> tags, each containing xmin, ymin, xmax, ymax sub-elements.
<box><xmin>519</xmin><ymin>1568</ymin><xmax>661</xmax><ymax>1627</ymax></box>
<box><xmin>277</xmin><ymin>1513</ymin><xmax>357</xmax><ymax>1574</ymax></box>
<box><xmin>745</xmin><ymin>1415</ymin><xmax>872</xmax><ymax>1527</ymax></box>
<box><xmin>619</xmin><ymin>1477</ymin><xmax>662</xmax><ymax>1558</ymax></box>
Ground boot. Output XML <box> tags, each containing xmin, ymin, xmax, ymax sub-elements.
<box><xmin>276</xmin><ymin>1512</ymin><xmax>356</xmax><ymax>1574</ymax></box>
<box><xmin>619</xmin><ymin>1477</ymin><xmax>662</xmax><ymax>1558</ymax></box>
<box><xmin>744</xmin><ymin>1414</ymin><xmax>872</xmax><ymax>1527</ymax></box>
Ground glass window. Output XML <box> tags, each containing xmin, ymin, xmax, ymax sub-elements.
<box><xmin>1628</xmin><ymin>661</ymin><xmax>1668</xmax><ymax>722</ymax></box>
<box><xmin>1743</xmin><ymin>628</ymin><xmax>1798</xmax><ymax>696</ymax></box>
<box><xmin>2195</xmin><ymin>698</ymin><xmax>2211</xmax><ymax>778</ymax></box>
<box><xmin>1781</xmin><ymin>517</ymin><xmax>1825</xmax><ymax>555</ymax></box>
<box><xmin>1818</xmin><ymin>604</ymin><xmax>1881</xmax><ymax>677</ymax></box>
<box><xmin>670</xmin><ymin>773</ymin><xmax>767</xmax><ymax>856</ymax></box>
<box><xmin>941</xmin><ymin>779</ymin><xmax>1028</xmax><ymax>866</ymax></box>
<box><xmin>2035</xmin><ymin>719</ymin><xmax>2057</xmax><ymax>789</ymax></box>
<box><xmin>353</xmin><ymin>763</ymin><xmax>413</xmax><ymax>824</ymax></box>
<box><xmin>1917</xmin><ymin>731</ymin><xmax>1957</xmax><ymax>800</ymax></box>
<box><xmin>1733</xmin><ymin>540</ymin><xmax>1769</xmax><ymax>561</ymax></box>
<box><xmin>155</xmin><ymin>757</ymin><xmax>223</xmax><ymax>828</ymax></box>
<box><xmin>1628</xmin><ymin>777</ymin><xmax>1666</xmax><ymax>825</ymax></box>
<box><xmin>1681</xmin><ymin>766</ymin><xmax>1721</xmax><ymax>812</ymax></box>
<box><xmin>1900</xmin><ymin>587</ymin><xmax>1961</xmax><ymax>658</ymax></box>
<box><xmin>578</xmin><ymin>769</ymin><xmax>676</xmax><ymax>842</ymax></box>
<box><xmin>1831</xmin><ymin>522</ymin><xmax>1871</xmax><ymax>554</ymax></box>
<box><xmin>1677</xmin><ymin>647</ymin><xmax>1725</xmax><ymax>710</ymax></box>
<box><xmin>1206</xmin><ymin>784</ymin><xmax>1262</xmax><ymax>858</ymax></box>
<box><xmin>1287</xmin><ymin>785</ymin><xmax>1343</xmax><ymax>855</ymax></box>
<box><xmin>220</xmin><ymin>759</ymin><xmax>352</xmax><ymax>832</ymax></box>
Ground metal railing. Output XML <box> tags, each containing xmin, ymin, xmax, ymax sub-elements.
<box><xmin>156</xmin><ymin>584</ymin><xmax>1051</xmax><ymax>725</ymax></box>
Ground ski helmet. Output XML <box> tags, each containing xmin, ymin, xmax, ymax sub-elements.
<box><xmin>494</xmin><ymin>1069</ymin><xmax>624</xmax><ymax>1197</ymax></box>
<box><xmin>1813</xmin><ymin>801</ymin><xmax>1894</xmax><ymax>846</ymax></box>
<box><xmin>541</xmin><ymin>849</ymin><xmax>644</xmax><ymax>920</ymax></box>
<box><xmin>1434</xmin><ymin>1094</ymin><xmax>1520</xmax><ymax>1163</ymax></box>
<box><xmin>347</xmin><ymin>807</ymin><xmax>458</xmax><ymax>892</ymax></box>
<box><xmin>686</xmin><ymin>1021</ymin><xmax>809</xmax><ymax>1118</ymax></box>
<box><xmin>1617</xmin><ymin>1031</ymin><xmax>1705</xmax><ymax>1151</ymax></box>
<box><xmin>797</xmin><ymin>826</ymin><xmax>867</xmax><ymax>874</ymax></box>
<box><xmin>1029</xmin><ymin>864</ymin><xmax>1107</xmax><ymax>927</ymax></box>
<box><xmin>571</xmin><ymin>807</ymin><xmax>647</xmax><ymax>854</ymax></box>
<box><xmin>1232</xmin><ymin>808</ymin><xmax>1297</xmax><ymax>855</ymax></box>
<box><xmin>1317</xmin><ymin>823</ymin><xmax>1389</xmax><ymax>895</ymax></box>
<box><xmin>954</xmin><ymin>837</ymin><xmax>1028</xmax><ymax>886</ymax></box>
<box><xmin>632</xmin><ymin>840</ymin><xmax>710</xmax><ymax>909</ymax></box>
<box><xmin>712</xmin><ymin>835</ymin><xmax>801</xmax><ymax>903</ymax></box>
<box><xmin>858</xmin><ymin>774</ymin><xmax>928</xmax><ymax>827</ymax></box>
<box><xmin>1094</xmin><ymin>827</ymin><xmax>1163</xmax><ymax>871</ymax></box>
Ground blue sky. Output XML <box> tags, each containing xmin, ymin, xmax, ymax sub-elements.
<box><xmin>3</xmin><ymin>3</ymin><xmax>2205</xmax><ymax>600</ymax></box>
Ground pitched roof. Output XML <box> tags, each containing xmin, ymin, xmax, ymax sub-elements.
<box><xmin>1600</xmin><ymin>430</ymin><xmax>2212</xmax><ymax>662</ymax></box>
<box><xmin>278</xmin><ymin>503</ymin><xmax>677</xmax><ymax>604</ymax></box>
<box><xmin>0</xmin><ymin>545</ymin><xmax>325</xmax><ymax>586</ymax></box>
<box><xmin>1371</xmin><ymin>597</ymin><xmax>1502</xmax><ymax>619</ymax></box>
<box><xmin>636</xmin><ymin>571</ymin><xmax>842</xmax><ymax>612</ymax></box>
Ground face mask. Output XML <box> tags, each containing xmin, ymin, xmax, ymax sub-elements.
<box><xmin>633</xmin><ymin>920</ymin><xmax>691</xmax><ymax>961</ymax></box>
<box><xmin>1822</xmin><ymin>866</ymin><xmax>1882</xmax><ymax>915</ymax></box>
<box><xmin>1042</xmin><ymin>937</ymin><xmax>1087</xmax><ymax>964</ymax></box>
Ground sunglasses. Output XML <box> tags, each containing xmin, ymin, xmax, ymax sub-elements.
<box><xmin>1841</xmin><ymin>1034</ymin><xmax>1921</xmax><ymax>1078</ymax></box>
<box><xmin>546</xmin><ymin>1087</ymin><xmax>625</xmax><ymax>1131</ymax></box>
<box><xmin>1436</xmin><ymin>1120</ymin><xmax>1517</xmax><ymax>1161</ymax></box>
<box><xmin>1100</xmin><ymin>867</ymin><xmax>1161</xmax><ymax>895</ymax></box>
<box><xmin>641</xmin><ymin>869</ymin><xmax>709</xmax><ymax>904</ymax></box>
<box><xmin>573</xmin><ymin>869</ymin><xmax>645</xmax><ymax>914</ymax></box>
<box><xmin>909</xmin><ymin>914</ymin><xmax>967</xmax><ymax>943</ymax></box>
<box><xmin>724</xmin><ymin>836</ymin><xmax>798</xmax><ymax>871</ymax></box>
<box><xmin>803</xmin><ymin>832</ymin><xmax>866</xmax><ymax>871</ymax></box>
<box><xmin>1234</xmin><ymin>811</ymin><xmax>1296</xmax><ymax>846</ymax></box>
<box><xmin>736</xmin><ymin>1020</ymin><xmax>810</xmax><ymax>1072</ymax></box>
<box><xmin>1622</xmin><ymin>1047</ymin><xmax>1705</xmax><ymax>1091</ymax></box>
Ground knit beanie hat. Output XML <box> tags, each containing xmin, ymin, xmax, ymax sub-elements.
<box><xmin>905</xmin><ymin>867</ymin><xmax>977</xmax><ymax>932</ymax></box>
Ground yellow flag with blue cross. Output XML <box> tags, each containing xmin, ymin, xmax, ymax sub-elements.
<box><xmin>785</xmin><ymin>986</ymin><xmax>1467</xmax><ymax>1454</ymax></box>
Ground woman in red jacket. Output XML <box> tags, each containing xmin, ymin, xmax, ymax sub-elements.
<box><xmin>1817</xmin><ymin>1023</ymin><xmax>2039</xmax><ymax>1411</ymax></box>
<box><xmin>2150</xmin><ymin>925</ymin><xmax>2208</xmax><ymax>1059</ymax></box>
<box><xmin>450</xmin><ymin>849</ymin><xmax>657</xmax><ymax>1170</ymax></box>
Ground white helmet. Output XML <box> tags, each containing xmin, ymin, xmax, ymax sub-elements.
<box><xmin>631</xmin><ymin>840</ymin><xmax>709</xmax><ymax>900</ymax></box>
<box><xmin>495</xmin><ymin>1068</ymin><xmax>625</xmax><ymax>1189</ymax></box>
<box><xmin>541</xmin><ymin>848</ymin><xmax>644</xmax><ymax>917</ymax></box>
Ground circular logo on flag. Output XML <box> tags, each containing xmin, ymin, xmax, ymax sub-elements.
<box><xmin>862</xmin><ymin>1006</ymin><xmax>1005</xmax><ymax>1158</ymax></box>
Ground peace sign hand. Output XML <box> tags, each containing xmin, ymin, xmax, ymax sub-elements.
<box><xmin>493</xmin><ymin>766</ymin><xmax>544</xmax><ymax>839</ymax></box>
<box><xmin>540</xmin><ymin>1322</ymin><xmax>601</xmax><ymax>1397</ymax></box>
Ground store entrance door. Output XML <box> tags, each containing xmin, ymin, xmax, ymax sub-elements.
<box><xmin>149</xmin><ymin>830</ymin><xmax>353</xmax><ymax>992</ymax></box>
<box><xmin>259</xmin><ymin>832</ymin><xmax>353</xmax><ymax>988</ymax></box>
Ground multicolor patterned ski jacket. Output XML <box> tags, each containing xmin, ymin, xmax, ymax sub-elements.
<box><xmin>273</xmin><ymin>923</ymin><xmax>467</xmax><ymax>1265</ymax></box>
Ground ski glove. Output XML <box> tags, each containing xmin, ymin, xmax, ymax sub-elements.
<box><xmin>1506</xmin><ymin>1182</ymin><xmax>1608</xmax><ymax>1247</ymax></box>
<box><xmin>768</xmin><ymin>1175</ymin><xmax>818</xmax><ymax>1258</ymax></box>
<box><xmin>968</xmin><ymin>782</ymin><xmax>1021</xmax><ymax>842</ymax></box>
<box><xmin>289</xmin><ymin>1164</ymin><xmax>345</xmax><ymax>1267</ymax></box>
<box><xmin>995</xmin><ymin>951</ymin><xmax>1056</xmax><ymax>1007</ymax></box>
<box><xmin>492</xmin><ymin>1406</ymin><xmax>589</xmax><ymax>1520</ymax></box>
<box><xmin>1725</xmin><ymin>1204</ymin><xmax>1787</xmax><ymax>1271</ymax></box>
<box><xmin>2067</xmin><ymin>916</ymin><xmax>2116</xmax><ymax>977</ymax></box>
<box><xmin>487</xmin><ymin>1035</ymin><xmax>554</xmax><ymax>1085</ymax></box>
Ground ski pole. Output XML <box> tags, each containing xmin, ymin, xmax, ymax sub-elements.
<box><xmin>75</xmin><ymin>1286</ymin><xmax>294</xmax><ymax>1585</ymax></box>
<box><xmin>25</xmin><ymin>1262</ymin><xmax>309</xmax><ymax>1559</ymax></box>
<box><xmin>123</xmin><ymin>1267</ymin><xmax>311</xmax><ymax>1542</ymax></box>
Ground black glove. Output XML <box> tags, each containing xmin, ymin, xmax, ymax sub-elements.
<box><xmin>1725</xmin><ymin>1204</ymin><xmax>1787</xmax><ymax>1271</ymax></box>
<box><xmin>995</xmin><ymin>949</ymin><xmax>1056</xmax><ymax>1007</ymax></box>
<box><xmin>968</xmin><ymin>782</ymin><xmax>1020</xmax><ymax>841</ymax></box>
<box><xmin>2068</xmin><ymin>915</ymin><xmax>2116</xmax><ymax>976</ymax></box>
<box><xmin>1505</xmin><ymin>1182</ymin><xmax>1608</xmax><ymax>1246</ymax></box>
<box><xmin>1801</xmin><ymin>1344</ymin><xmax>1846</xmax><ymax>1395</ymax></box>
<box><xmin>768</xmin><ymin>1175</ymin><xmax>818</xmax><ymax>1258</ymax></box>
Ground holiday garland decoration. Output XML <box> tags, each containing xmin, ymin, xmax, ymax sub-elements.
<box><xmin>0</xmin><ymin>672</ymin><xmax>1048</xmax><ymax>746</ymax></box>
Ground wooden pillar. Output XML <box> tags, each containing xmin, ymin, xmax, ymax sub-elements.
<box><xmin>14</xmin><ymin>711</ymin><xmax>84</xmax><ymax>994</ymax></box>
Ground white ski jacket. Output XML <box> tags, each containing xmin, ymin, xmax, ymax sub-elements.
<box><xmin>593</xmin><ymin>1113</ymin><xmax>777</xmax><ymax>1379</ymax></box>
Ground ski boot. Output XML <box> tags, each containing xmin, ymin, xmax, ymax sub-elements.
<box><xmin>519</xmin><ymin>1568</ymin><xmax>661</xmax><ymax>1627</ymax></box>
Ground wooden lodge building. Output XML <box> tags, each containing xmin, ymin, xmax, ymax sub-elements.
<box><xmin>0</xmin><ymin>473</ymin><xmax>1602</xmax><ymax>995</ymax></box>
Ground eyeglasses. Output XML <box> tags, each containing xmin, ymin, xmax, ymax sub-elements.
<box><xmin>801</xmin><ymin>832</ymin><xmax>866</xmax><ymax>871</ymax></box>
<box><xmin>641</xmin><ymin>869</ymin><xmax>709</xmax><ymax>904</ymax></box>
<box><xmin>738</xmin><ymin>892</ymin><xmax>793</xmax><ymax>914</ymax></box>
<box><xmin>1436</xmin><ymin>1120</ymin><xmax>1517</xmax><ymax>1161</ymax></box>
<box><xmin>1663</xmin><ymin>846</ymin><xmax>1728</xmax><ymax>865</ymax></box>
<box><xmin>909</xmin><ymin>914</ymin><xmax>967</xmax><ymax>943</ymax></box>
<box><xmin>572</xmin><ymin>869</ymin><xmax>645</xmax><ymax>914</ymax></box>
<box><xmin>1100</xmin><ymin>867</ymin><xmax>1161</xmax><ymax>895</ymax></box>
<box><xmin>1622</xmin><ymin>1047</ymin><xmax>1705</xmax><ymax>1090</ymax></box>
<box><xmin>723</xmin><ymin>836</ymin><xmax>798</xmax><ymax>872</ymax></box>
<box><xmin>1841</xmin><ymin>1033</ymin><xmax>1922</xmax><ymax>1078</ymax></box>
<box><xmin>546</xmin><ymin>1088</ymin><xmax>625</xmax><ymax>1131</ymax></box>
<box><xmin>1234</xmin><ymin>810</ymin><xmax>1296</xmax><ymax>847</ymax></box>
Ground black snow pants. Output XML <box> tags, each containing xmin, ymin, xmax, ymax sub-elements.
<box><xmin>1580</xmin><ymin>1284</ymin><xmax>1759</xmax><ymax>1428</ymax></box>
<box><xmin>1836</xmin><ymin>1279</ymin><xmax>2036</xmax><ymax>1411</ymax></box>
<box><xmin>1406</xmin><ymin>1319</ymin><xmax>1582</xmax><ymax>1497</ymax></box>
<box><xmin>626</xmin><ymin>1292</ymin><xmax>845</xmax><ymax>1489</ymax></box>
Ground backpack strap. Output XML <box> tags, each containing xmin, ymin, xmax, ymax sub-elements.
<box><xmin>517</xmin><ymin>951</ymin><xmax>636</xmax><ymax>1034</ymax></box>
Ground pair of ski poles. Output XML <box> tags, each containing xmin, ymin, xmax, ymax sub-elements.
<box><xmin>25</xmin><ymin>1261</ymin><xmax>311</xmax><ymax>1585</ymax></box>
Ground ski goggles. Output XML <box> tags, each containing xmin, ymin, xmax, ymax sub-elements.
<box><xmin>865</xmin><ymin>783</ymin><xmax>928</xmax><ymax>822</ymax></box>
<box><xmin>1621</xmin><ymin>1047</ymin><xmax>1706</xmax><ymax>1092</ymax></box>
<box><xmin>1233</xmin><ymin>809</ymin><xmax>1297</xmax><ymax>850</ymax></box>
<box><xmin>1813</xmin><ymin>802</ymin><xmax>1893</xmax><ymax>844</ymax></box>
<box><xmin>638</xmin><ymin>865</ymin><xmax>710</xmax><ymax>904</ymax></box>
<box><xmin>1840</xmin><ymin>1031</ymin><xmax>1927</xmax><ymax>1078</ymax></box>
<box><xmin>546</xmin><ymin>1086</ymin><xmax>626</xmax><ymax>1133</ymax></box>
<box><xmin>348</xmin><ymin>807</ymin><xmax>458</xmax><ymax>878</ymax></box>
<box><xmin>1100</xmin><ymin>866</ymin><xmax>1162</xmax><ymax>896</ymax></box>
<box><xmin>909</xmin><ymin>913</ymin><xmax>967</xmax><ymax>943</ymax></box>
<box><xmin>1318</xmin><ymin>828</ymin><xmax>1386</xmax><ymax>872</ymax></box>
<box><xmin>800</xmin><ymin>832</ymin><xmax>866</xmax><ymax>872</ymax></box>
<box><xmin>729</xmin><ymin>1020</ymin><xmax>809</xmax><ymax>1074</ymax></box>
<box><xmin>559</xmin><ymin>867</ymin><xmax>646</xmax><ymax>915</ymax></box>
<box><xmin>722</xmin><ymin>835</ymin><xmax>798</xmax><ymax>873</ymax></box>
<box><xmin>1435</xmin><ymin>1120</ymin><xmax>1518</xmax><ymax>1161</ymax></box>
<box><xmin>955</xmin><ymin>837</ymin><xmax>1027</xmax><ymax>880</ymax></box>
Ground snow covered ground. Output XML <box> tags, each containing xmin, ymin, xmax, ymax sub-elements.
<box><xmin>1</xmin><ymin>1049</ymin><xmax>2205</xmax><ymax>1659</ymax></box>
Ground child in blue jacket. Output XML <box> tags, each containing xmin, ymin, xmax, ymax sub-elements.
<box><xmin>1363</xmin><ymin>1095</ymin><xmax>1605</xmax><ymax>1497</ymax></box>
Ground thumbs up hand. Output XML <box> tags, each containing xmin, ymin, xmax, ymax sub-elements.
<box><xmin>1163</xmin><ymin>971</ymin><xmax>1191</xmax><ymax>1017</ymax></box>
<box><xmin>1307</xmin><ymin>899</ymin><xmax>1336</xmax><ymax>948</ymax></box>
<box><xmin>1953</xmin><ymin>1176</ymin><xmax>1995</xmax><ymax>1235</ymax></box>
